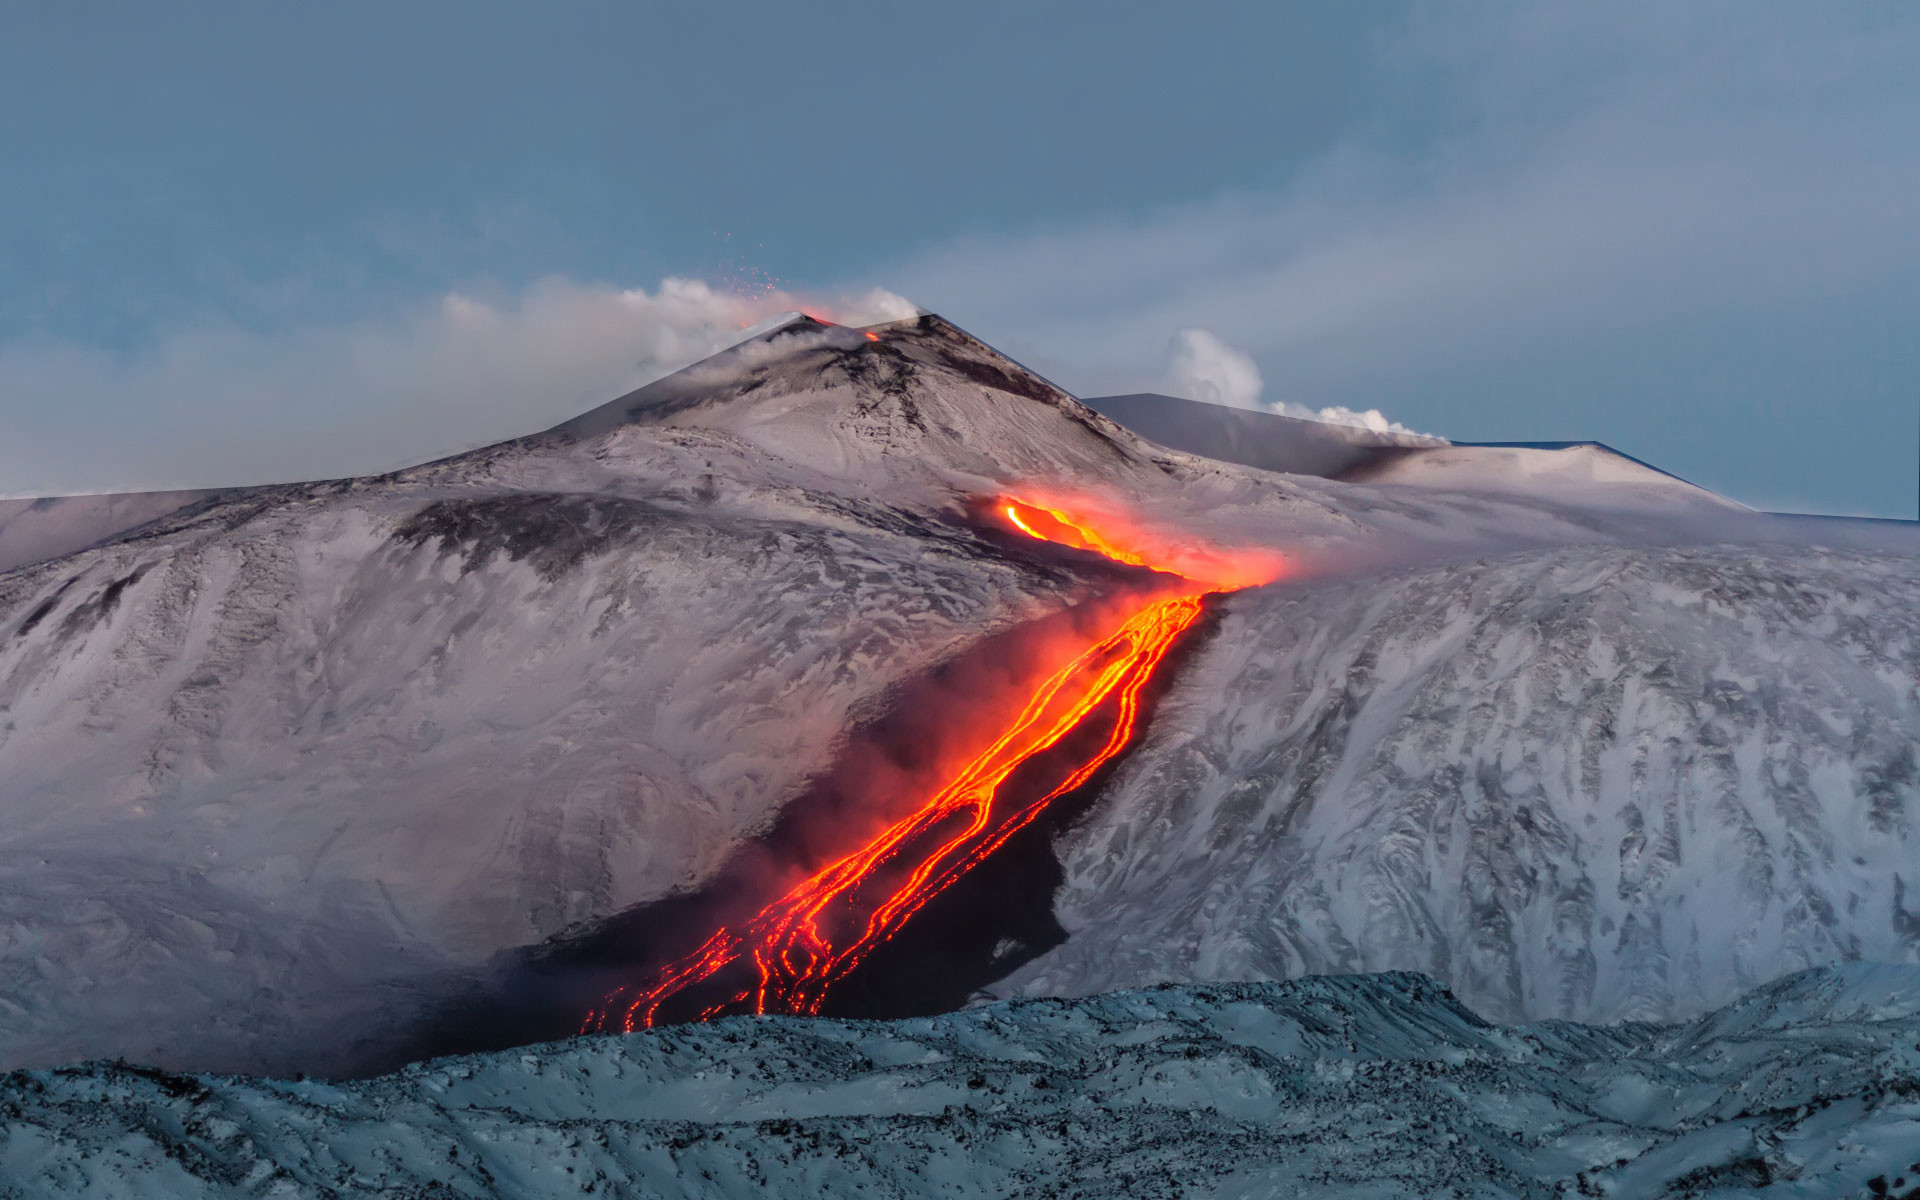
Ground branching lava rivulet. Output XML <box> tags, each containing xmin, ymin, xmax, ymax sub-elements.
<box><xmin>581</xmin><ymin>497</ymin><xmax>1278</xmax><ymax>1032</ymax></box>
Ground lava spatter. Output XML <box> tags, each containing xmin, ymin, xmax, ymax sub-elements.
<box><xmin>583</xmin><ymin>497</ymin><xmax>1275</xmax><ymax>1032</ymax></box>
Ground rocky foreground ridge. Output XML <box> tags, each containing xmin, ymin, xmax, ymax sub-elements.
<box><xmin>2</xmin><ymin>965</ymin><xmax>1918</xmax><ymax>1198</ymax></box>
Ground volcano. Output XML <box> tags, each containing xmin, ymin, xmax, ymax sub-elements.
<box><xmin>0</xmin><ymin>312</ymin><xmax>1348</xmax><ymax>1076</ymax></box>
<box><xmin>0</xmin><ymin>312</ymin><xmax>1916</xmax><ymax>1099</ymax></box>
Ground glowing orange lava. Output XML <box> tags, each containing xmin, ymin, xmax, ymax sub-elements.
<box><xmin>583</xmin><ymin>497</ymin><xmax>1273</xmax><ymax>1032</ymax></box>
<box><xmin>999</xmin><ymin>498</ymin><xmax>1155</xmax><ymax>571</ymax></box>
<box><xmin>1001</xmin><ymin>495</ymin><xmax>1284</xmax><ymax>591</ymax></box>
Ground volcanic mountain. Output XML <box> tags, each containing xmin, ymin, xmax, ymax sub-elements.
<box><xmin>0</xmin><ymin>313</ymin><xmax>1915</xmax><ymax>1086</ymax></box>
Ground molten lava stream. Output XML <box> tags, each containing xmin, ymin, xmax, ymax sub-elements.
<box><xmin>584</xmin><ymin>497</ymin><xmax>1268</xmax><ymax>1033</ymax></box>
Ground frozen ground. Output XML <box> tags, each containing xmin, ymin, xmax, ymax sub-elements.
<box><xmin>1</xmin><ymin>964</ymin><xmax>1917</xmax><ymax>1198</ymax></box>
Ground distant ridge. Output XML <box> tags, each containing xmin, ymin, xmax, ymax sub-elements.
<box><xmin>1083</xmin><ymin>391</ymin><xmax>1743</xmax><ymax>507</ymax></box>
<box><xmin>1442</xmin><ymin>440</ymin><xmax>1696</xmax><ymax>486</ymax></box>
<box><xmin>1080</xmin><ymin>392</ymin><xmax>1419</xmax><ymax>480</ymax></box>
<box><xmin>0</xmin><ymin>489</ymin><xmax>230</xmax><ymax>574</ymax></box>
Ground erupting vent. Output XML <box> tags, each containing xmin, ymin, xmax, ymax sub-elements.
<box><xmin>583</xmin><ymin>496</ymin><xmax>1276</xmax><ymax>1031</ymax></box>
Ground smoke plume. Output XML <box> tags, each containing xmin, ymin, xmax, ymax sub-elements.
<box><xmin>0</xmin><ymin>279</ymin><xmax>920</xmax><ymax>497</ymax></box>
<box><xmin>1163</xmin><ymin>327</ymin><xmax>1430</xmax><ymax>437</ymax></box>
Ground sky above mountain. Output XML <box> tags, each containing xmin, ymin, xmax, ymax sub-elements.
<box><xmin>3</xmin><ymin>1</ymin><xmax>1917</xmax><ymax>516</ymax></box>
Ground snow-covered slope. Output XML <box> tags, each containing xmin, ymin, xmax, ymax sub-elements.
<box><xmin>1003</xmin><ymin>542</ymin><xmax>1920</xmax><ymax>1025</ymax></box>
<box><xmin>3</xmin><ymin>964</ymin><xmax>1916</xmax><ymax>1198</ymax></box>
<box><xmin>1</xmin><ymin>310</ymin><xmax>1912</xmax><ymax>1085</ymax></box>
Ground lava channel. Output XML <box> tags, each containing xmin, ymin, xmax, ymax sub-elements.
<box><xmin>582</xmin><ymin>497</ymin><xmax>1274</xmax><ymax>1032</ymax></box>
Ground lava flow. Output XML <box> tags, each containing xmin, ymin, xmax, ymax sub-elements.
<box><xmin>583</xmin><ymin>497</ymin><xmax>1275</xmax><ymax>1033</ymax></box>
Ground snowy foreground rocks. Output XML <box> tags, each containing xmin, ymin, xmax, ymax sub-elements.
<box><xmin>2</xmin><ymin>967</ymin><xmax>1918</xmax><ymax>1199</ymax></box>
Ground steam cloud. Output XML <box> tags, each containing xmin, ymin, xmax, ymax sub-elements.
<box><xmin>1163</xmin><ymin>327</ymin><xmax>1430</xmax><ymax>437</ymax></box>
<box><xmin>0</xmin><ymin>280</ymin><xmax>919</xmax><ymax>497</ymax></box>
<box><xmin>1164</xmin><ymin>328</ymin><xmax>1263</xmax><ymax>411</ymax></box>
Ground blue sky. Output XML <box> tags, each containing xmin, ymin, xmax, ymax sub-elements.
<box><xmin>3</xmin><ymin>2</ymin><xmax>1917</xmax><ymax>515</ymax></box>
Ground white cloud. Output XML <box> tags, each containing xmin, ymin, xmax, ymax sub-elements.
<box><xmin>831</xmin><ymin>288</ymin><xmax>921</xmax><ymax>326</ymax></box>
<box><xmin>1272</xmin><ymin>402</ymin><xmax>1430</xmax><ymax>440</ymax></box>
<box><xmin>1162</xmin><ymin>327</ymin><xmax>1433</xmax><ymax>438</ymax></box>
<box><xmin>1164</xmin><ymin>328</ymin><xmax>1263</xmax><ymax>410</ymax></box>
<box><xmin>0</xmin><ymin>279</ymin><xmax>919</xmax><ymax>496</ymax></box>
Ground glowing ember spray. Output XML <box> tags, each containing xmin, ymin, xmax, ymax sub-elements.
<box><xmin>583</xmin><ymin>497</ymin><xmax>1274</xmax><ymax>1032</ymax></box>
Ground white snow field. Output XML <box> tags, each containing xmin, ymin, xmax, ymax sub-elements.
<box><xmin>1</xmin><ymin>964</ymin><xmax>1917</xmax><ymax>1198</ymax></box>
<box><xmin>0</xmin><ymin>311</ymin><xmax>1916</xmax><ymax>1109</ymax></box>
<box><xmin>1005</xmin><ymin>543</ymin><xmax>1920</xmax><ymax>1027</ymax></box>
